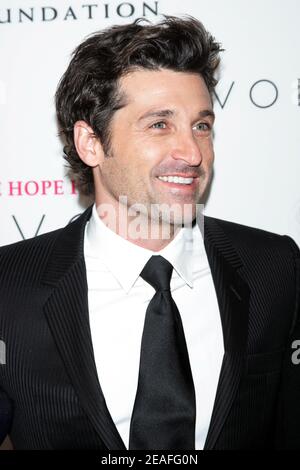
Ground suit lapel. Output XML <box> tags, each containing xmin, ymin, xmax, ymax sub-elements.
<box><xmin>41</xmin><ymin>206</ymin><xmax>126</xmax><ymax>450</ymax></box>
<box><xmin>202</xmin><ymin>216</ymin><xmax>250</xmax><ymax>450</ymax></box>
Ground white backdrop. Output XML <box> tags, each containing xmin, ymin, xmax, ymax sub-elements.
<box><xmin>1</xmin><ymin>0</ymin><xmax>299</xmax><ymax>246</ymax></box>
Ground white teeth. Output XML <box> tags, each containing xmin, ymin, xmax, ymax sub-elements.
<box><xmin>158</xmin><ymin>176</ymin><xmax>194</xmax><ymax>185</ymax></box>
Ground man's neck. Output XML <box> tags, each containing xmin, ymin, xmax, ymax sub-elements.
<box><xmin>124</xmin><ymin>222</ymin><xmax>181</xmax><ymax>252</ymax></box>
<box><xmin>95</xmin><ymin>203</ymin><xmax>180</xmax><ymax>252</ymax></box>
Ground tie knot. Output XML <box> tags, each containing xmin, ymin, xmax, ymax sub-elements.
<box><xmin>140</xmin><ymin>255</ymin><xmax>173</xmax><ymax>292</ymax></box>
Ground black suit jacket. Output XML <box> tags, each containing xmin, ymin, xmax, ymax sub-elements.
<box><xmin>0</xmin><ymin>206</ymin><xmax>299</xmax><ymax>449</ymax></box>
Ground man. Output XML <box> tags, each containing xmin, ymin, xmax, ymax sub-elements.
<box><xmin>0</xmin><ymin>16</ymin><xmax>300</xmax><ymax>450</ymax></box>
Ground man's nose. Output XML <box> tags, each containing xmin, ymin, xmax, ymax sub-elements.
<box><xmin>170</xmin><ymin>130</ymin><xmax>203</xmax><ymax>166</ymax></box>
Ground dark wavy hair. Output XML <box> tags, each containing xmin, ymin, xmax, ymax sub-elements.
<box><xmin>55</xmin><ymin>15</ymin><xmax>222</xmax><ymax>196</ymax></box>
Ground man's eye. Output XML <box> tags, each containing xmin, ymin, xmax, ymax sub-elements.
<box><xmin>194</xmin><ymin>122</ymin><xmax>211</xmax><ymax>132</ymax></box>
<box><xmin>151</xmin><ymin>121</ymin><xmax>167</xmax><ymax>129</ymax></box>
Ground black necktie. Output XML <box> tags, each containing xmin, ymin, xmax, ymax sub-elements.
<box><xmin>129</xmin><ymin>255</ymin><xmax>196</xmax><ymax>450</ymax></box>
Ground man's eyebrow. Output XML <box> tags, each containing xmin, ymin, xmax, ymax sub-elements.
<box><xmin>138</xmin><ymin>108</ymin><xmax>215</xmax><ymax>122</ymax></box>
<box><xmin>138</xmin><ymin>109</ymin><xmax>175</xmax><ymax>121</ymax></box>
<box><xmin>199</xmin><ymin>109</ymin><xmax>215</xmax><ymax>121</ymax></box>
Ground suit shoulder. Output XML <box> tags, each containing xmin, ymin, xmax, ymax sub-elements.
<box><xmin>0</xmin><ymin>227</ymin><xmax>65</xmax><ymax>284</ymax></box>
<box><xmin>0</xmin><ymin>206</ymin><xmax>91</xmax><ymax>259</ymax></box>
<box><xmin>0</xmin><ymin>227</ymin><xmax>63</xmax><ymax>258</ymax></box>
<box><xmin>205</xmin><ymin>215</ymin><xmax>280</xmax><ymax>238</ymax></box>
<box><xmin>205</xmin><ymin>215</ymin><xmax>300</xmax><ymax>256</ymax></box>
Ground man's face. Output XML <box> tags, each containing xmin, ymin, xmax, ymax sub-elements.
<box><xmin>95</xmin><ymin>68</ymin><xmax>215</xmax><ymax>226</ymax></box>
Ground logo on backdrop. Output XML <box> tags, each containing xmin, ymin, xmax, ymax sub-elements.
<box><xmin>0</xmin><ymin>179</ymin><xmax>77</xmax><ymax>197</ymax></box>
<box><xmin>10</xmin><ymin>213</ymin><xmax>82</xmax><ymax>241</ymax></box>
<box><xmin>214</xmin><ymin>79</ymin><xmax>280</xmax><ymax>109</ymax></box>
<box><xmin>0</xmin><ymin>2</ymin><xmax>159</xmax><ymax>24</ymax></box>
<box><xmin>0</xmin><ymin>179</ymin><xmax>79</xmax><ymax>241</ymax></box>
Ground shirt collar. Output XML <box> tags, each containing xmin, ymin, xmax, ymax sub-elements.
<box><xmin>85</xmin><ymin>204</ymin><xmax>204</xmax><ymax>293</ymax></box>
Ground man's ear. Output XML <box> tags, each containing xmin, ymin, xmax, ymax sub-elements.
<box><xmin>73</xmin><ymin>120</ymin><xmax>105</xmax><ymax>167</ymax></box>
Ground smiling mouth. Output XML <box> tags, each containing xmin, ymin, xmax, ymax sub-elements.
<box><xmin>157</xmin><ymin>175</ymin><xmax>194</xmax><ymax>185</ymax></box>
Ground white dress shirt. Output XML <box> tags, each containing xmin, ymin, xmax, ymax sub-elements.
<box><xmin>84</xmin><ymin>204</ymin><xmax>224</xmax><ymax>450</ymax></box>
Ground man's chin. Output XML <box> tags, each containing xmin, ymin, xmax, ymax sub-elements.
<box><xmin>150</xmin><ymin>202</ymin><xmax>201</xmax><ymax>228</ymax></box>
